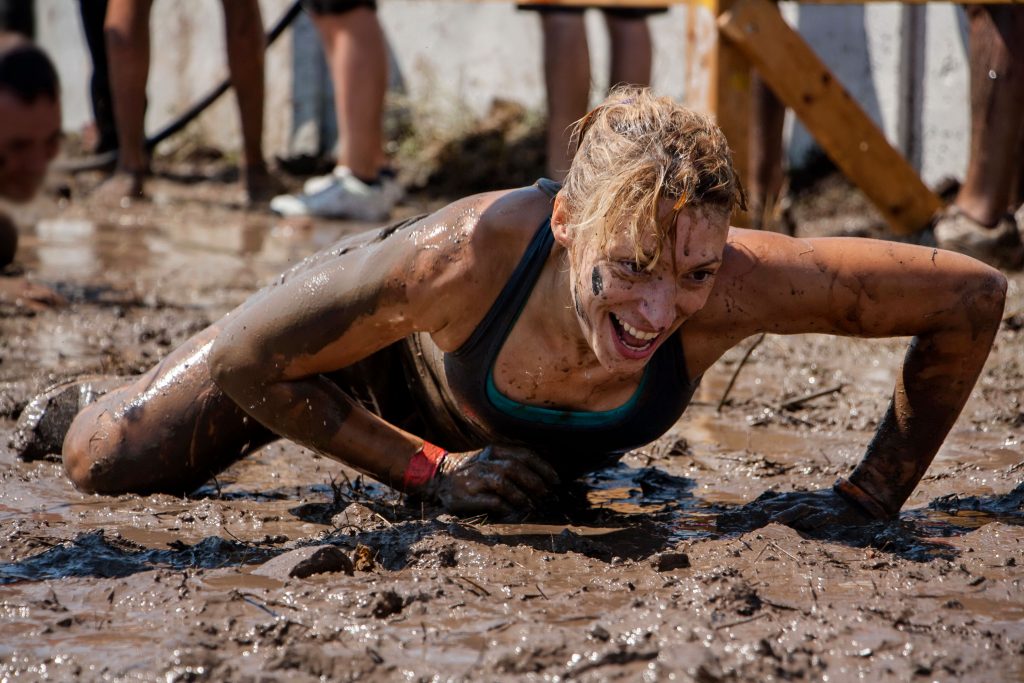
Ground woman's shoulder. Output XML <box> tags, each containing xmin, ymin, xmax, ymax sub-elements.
<box><xmin>465</xmin><ymin>183</ymin><xmax>558</xmax><ymax>242</ymax></box>
<box><xmin>406</xmin><ymin>183</ymin><xmax>557</xmax><ymax>348</ymax></box>
<box><xmin>420</xmin><ymin>184</ymin><xmax>556</xmax><ymax>270</ymax></box>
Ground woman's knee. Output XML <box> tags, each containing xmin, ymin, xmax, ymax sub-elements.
<box><xmin>61</xmin><ymin>403</ymin><xmax>131</xmax><ymax>494</ymax></box>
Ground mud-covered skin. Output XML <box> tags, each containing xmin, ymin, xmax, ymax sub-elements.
<box><xmin>62</xmin><ymin>183</ymin><xmax>1006</xmax><ymax>524</ymax></box>
<box><xmin>723</xmin><ymin>488</ymin><xmax>875</xmax><ymax>533</ymax></box>
<box><xmin>421</xmin><ymin>445</ymin><xmax>562</xmax><ymax>517</ymax></box>
<box><xmin>683</xmin><ymin>231</ymin><xmax>1007</xmax><ymax>524</ymax></box>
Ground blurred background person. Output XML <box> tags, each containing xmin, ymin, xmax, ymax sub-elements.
<box><xmin>79</xmin><ymin>0</ymin><xmax>118</xmax><ymax>159</ymax></box>
<box><xmin>100</xmin><ymin>0</ymin><xmax>281</xmax><ymax>205</ymax></box>
<box><xmin>932</xmin><ymin>5</ymin><xmax>1024</xmax><ymax>269</ymax></box>
<box><xmin>520</xmin><ymin>3</ymin><xmax>661</xmax><ymax>182</ymax></box>
<box><xmin>270</xmin><ymin>0</ymin><xmax>400</xmax><ymax>221</ymax></box>
<box><xmin>0</xmin><ymin>33</ymin><xmax>65</xmax><ymax>309</ymax></box>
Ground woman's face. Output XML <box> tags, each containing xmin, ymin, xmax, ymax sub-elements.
<box><xmin>557</xmin><ymin>201</ymin><xmax>729</xmax><ymax>373</ymax></box>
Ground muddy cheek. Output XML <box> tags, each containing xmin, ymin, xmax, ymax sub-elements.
<box><xmin>572</xmin><ymin>284</ymin><xmax>590</xmax><ymax>328</ymax></box>
<box><xmin>591</xmin><ymin>266</ymin><xmax>604</xmax><ymax>296</ymax></box>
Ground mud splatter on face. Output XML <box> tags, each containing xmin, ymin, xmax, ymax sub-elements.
<box><xmin>591</xmin><ymin>266</ymin><xmax>604</xmax><ymax>296</ymax></box>
<box><xmin>572</xmin><ymin>283</ymin><xmax>590</xmax><ymax>327</ymax></box>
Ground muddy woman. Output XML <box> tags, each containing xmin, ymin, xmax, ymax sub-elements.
<box><xmin>19</xmin><ymin>88</ymin><xmax>1006</xmax><ymax>529</ymax></box>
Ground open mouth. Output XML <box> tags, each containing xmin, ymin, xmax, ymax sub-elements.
<box><xmin>610</xmin><ymin>313</ymin><xmax>659</xmax><ymax>354</ymax></box>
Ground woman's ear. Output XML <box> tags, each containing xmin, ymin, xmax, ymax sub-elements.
<box><xmin>551</xmin><ymin>194</ymin><xmax>573</xmax><ymax>248</ymax></box>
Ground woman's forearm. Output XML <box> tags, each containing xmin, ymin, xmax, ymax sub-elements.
<box><xmin>849</xmin><ymin>321</ymin><xmax>1001</xmax><ymax>514</ymax></box>
<box><xmin>225</xmin><ymin>373</ymin><xmax>424</xmax><ymax>490</ymax></box>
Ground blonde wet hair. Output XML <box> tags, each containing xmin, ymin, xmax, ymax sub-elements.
<box><xmin>561</xmin><ymin>86</ymin><xmax>744</xmax><ymax>265</ymax></box>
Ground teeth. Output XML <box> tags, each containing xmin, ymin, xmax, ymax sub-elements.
<box><xmin>614</xmin><ymin>314</ymin><xmax>659</xmax><ymax>342</ymax></box>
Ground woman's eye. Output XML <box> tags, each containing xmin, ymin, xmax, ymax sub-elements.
<box><xmin>617</xmin><ymin>260</ymin><xmax>645</xmax><ymax>274</ymax></box>
<box><xmin>691</xmin><ymin>270</ymin><xmax>715</xmax><ymax>283</ymax></box>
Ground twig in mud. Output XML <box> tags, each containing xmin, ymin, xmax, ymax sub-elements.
<box><xmin>753</xmin><ymin>543</ymin><xmax>769</xmax><ymax>564</ymax></box>
<box><xmin>237</xmin><ymin>593</ymin><xmax>278</xmax><ymax>619</ymax></box>
<box><xmin>553</xmin><ymin>614</ymin><xmax>601</xmax><ymax>623</ymax></box>
<box><xmin>486</xmin><ymin>621</ymin><xmax>513</xmax><ymax>633</ymax></box>
<box><xmin>237</xmin><ymin>591</ymin><xmax>300</xmax><ymax>612</ymax></box>
<box><xmin>535</xmin><ymin>583</ymin><xmax>549</xmax><ymax>600</ymax></box>
<box><xmin>455</xmin><ymin>575</ymin><xmax>491</xmax><ymax>597</ymax></box>
<box><xmin>761</xmin><ymin>598</ymin><xmax>803</xmax><ymax>613</ymax></box>
<box><xmin>769</xmin><ymin>541</ymin><xmax>800</xmax><ymax>563</ymax></box>
<box><xmin>717</xmin><ymin>333</ymin><xmax>766</xmax><ymax>412</ymax></box>
<box><xmin>211</xmin><ymin>475</ymin><xmax>223</xmax><ymax>498</ymax></box>
<box><xmin>778</xmin><ymin>384</ymin><xmax>845</xmax><ymax>411</ymax></box>
<box><xmin>714</xmin><ymin>612</ymin><xmax>768</xmax><ymax>630</ymax></box>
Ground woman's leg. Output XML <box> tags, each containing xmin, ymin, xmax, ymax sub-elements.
<box><xmin>104</xmin><ymin>0</ymin><xmax>152</xmax><ymax>197</ymax></box>
<box><xmin>955</xmin><ymin>5</ymin><xmax>1024</xmax><ymax>226</ymax></box>
<box><xmin>220</xmin><ymin>0</ymin><xmax>281</xmax><ymax>202</ymax></box>
<box><xmin>62</xmin><ymin>321</ymin><xmax>275</xmax><ymax>496</ymax></box>
<box><xmin>605</xmin><ymin>12</ymin><xmax>652</xmax><ymax>89</ymax></box>
<box><xmin>540</xmin><ymin>10</ymin><xmax>590</xmax><ymax>182</ymax></box>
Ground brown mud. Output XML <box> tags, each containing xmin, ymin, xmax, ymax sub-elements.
<box><xmin>1</xmin><ymin>160</ymin><xmax>1023</xmax><ymax>681</ymax></box>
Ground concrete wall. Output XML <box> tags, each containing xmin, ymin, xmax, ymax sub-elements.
<box><xmin>35</xmin><ymin>0</ymin><xmax>972</xmax><ymax>185</ymax></box>
<box><xmin>34</xmin><ymin>0</ymin><xmax>295</xmax><ymax>158</ymax></box>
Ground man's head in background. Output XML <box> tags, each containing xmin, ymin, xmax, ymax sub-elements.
<box><xmin>0</xmin><ymin>32</ymin><xmax>61</xmax><ymax>203</ymax></box>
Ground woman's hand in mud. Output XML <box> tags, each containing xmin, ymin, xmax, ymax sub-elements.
<box><xmin>719</xmin><ymin>488</ymin><xmax>882</xmax><ymax>535</ymax></box>
<box><xmin>753</xmin><ymin>488</ymin><xmax>880</xmax><ymax>531</ymax></box>
<box><xmin>424</xmin><ymin>445</ymin><xmax>560</xmax><ymax>518</ymax></box>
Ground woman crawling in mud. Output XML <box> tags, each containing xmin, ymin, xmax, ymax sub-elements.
<box><xmin>21</xmin><ymin>88</ymin><xmax>1006</xmax><ymax>529</ymax></box>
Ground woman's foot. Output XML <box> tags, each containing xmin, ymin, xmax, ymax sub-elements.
<box><xmin>242</xmin><ymin>164</ymin><xmax>287</xmax><ymax>207</ymax></box>
<box><xmin>90</xmin><ymin>169</ymin><xmax>147</xmax><ymax>207</ymax></box>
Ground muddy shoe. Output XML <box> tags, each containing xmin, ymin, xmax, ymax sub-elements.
<box><xmin>11</xmin><ymin>376</ymin><xmax>127</xmax><ymax>461</ymax></box>
<box><xmin>933</xmin><ymin>208</ymin><xmax>1024</xmax><ymax>270</ymax></box>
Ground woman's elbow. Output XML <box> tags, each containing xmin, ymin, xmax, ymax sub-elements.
<box><xmin>208</xmin><ymin>333</ymin><xmax>259</xmax><ymax>404</ymax></box>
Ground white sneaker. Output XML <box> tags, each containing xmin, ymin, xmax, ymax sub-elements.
<box><xmin>270</xmin><ymin>166</ymin><xmax>402</xmax><ymax>221</ymax></box>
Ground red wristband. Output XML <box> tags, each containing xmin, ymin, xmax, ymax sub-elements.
<box><xmin>402</xmin><ymin>442</ymin><xmax>448</xmax><ymax>491</ymax></box>
<box><xmin>833</xmin><ymin>477</ymin><xmax>892</xmax><ymax>519</ymax></box>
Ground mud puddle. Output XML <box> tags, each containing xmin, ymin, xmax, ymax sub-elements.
<box><xmin>1</xmin><ymin>172</ymin><xmax>1023</xmax><ymax>681</ymax></box>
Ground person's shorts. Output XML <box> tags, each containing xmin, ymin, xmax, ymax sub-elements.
<box><xmin>517</xmin><ymin>3</ymin><xmax>667</xmax><ymax>18</ymax></box>
<box><xmin>301</xmin><ymin>0</ymin><xmax>376</xmax><ymax>15</ymax></box>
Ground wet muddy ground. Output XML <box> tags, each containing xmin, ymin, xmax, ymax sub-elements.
<box><xmin>1</xmin><ymin>167</ymin><xmax>1022</xmax><ymax>682</ymax></box>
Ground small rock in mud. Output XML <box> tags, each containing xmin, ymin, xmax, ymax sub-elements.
<box><xmin>331</xmin><ymin>503</ymin><xmax>387</xmax><ymax>531</ymax></box>
<box><xmin>371</xmin><ymin>589</ymin><xmax>404</xmax><ymax>619</ymax></box>
<box><xmin>652</xmin><ymin>551</ymin><xmax>691</xmax><ymax>572</ymax></box>
<box><xmin>352</xmin><ymin>543</ymin><xmax>375</xmax><ymax>572</ymax></box>
<box><xmin>253</xmin><ymin>545</ymin><xmax>354</xmax><ymax>580</ymax></box>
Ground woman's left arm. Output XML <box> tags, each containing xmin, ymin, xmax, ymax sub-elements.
<box><xmin>699</xmin><ymin>230</ymin><xmax>1007</xmax><ymax>523</ymax></box>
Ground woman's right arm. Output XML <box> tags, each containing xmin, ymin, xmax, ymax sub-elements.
<box><xmin>209</xmin><ymin>196</ymin><xmax>557</xmax><ymax>514</ymax></box>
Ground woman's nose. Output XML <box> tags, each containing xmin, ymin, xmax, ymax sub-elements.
<box><xmin>636</xmin><ymin>281</ymin><xmax>678</xmax><ymax>330</ymax></box>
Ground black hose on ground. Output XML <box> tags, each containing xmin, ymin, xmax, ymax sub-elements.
<box><xmin>57</xmin><ymin>0</ymin><xmax>304</xmax><ymax>174</ymax></box>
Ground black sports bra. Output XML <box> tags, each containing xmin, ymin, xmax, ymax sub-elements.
<box><xmin>421</xmin><ymin>179</ymin><xmax>700</xmax><ymax>478</ymax></box>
